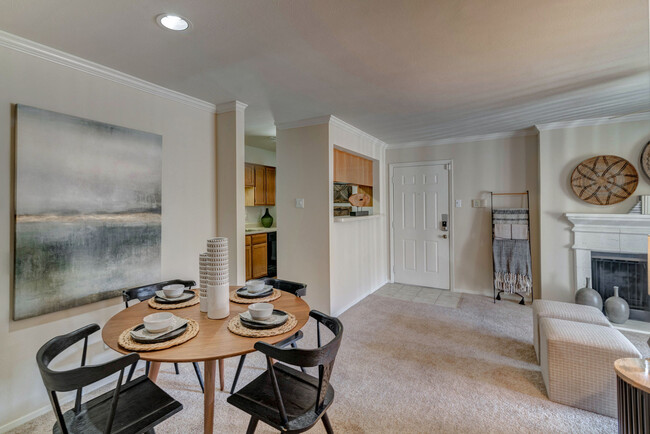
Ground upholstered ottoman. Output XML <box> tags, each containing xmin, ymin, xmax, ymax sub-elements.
<box><xmin>533</xmin><ymin>299</ymin><xmax>611</xmax><ymax>362</ymax></box>
<box><xmin>539</xmin><ymin>317</ymin><xmax>641</xmax><ymax>417</ymax></box>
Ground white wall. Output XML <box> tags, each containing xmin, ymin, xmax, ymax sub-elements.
<box><xmin>0</xmin><ymin>43</ymin><xmax>216</xmax><ymax>429</ymax></box>
<box><xmin>538</xmin><ymin>118</ymin><xmax>650</xmax><ymax>302</ymax></box>
<box><xmin>276</xmin><ymin>124</ymin><xmax>331</xmax><ymax>313</ymax></box>
<box><xmin>386</xmin><ymin>135</ymin><xmax>540</xmax><ymax>297</ymax></box>
<box><xmin>245</xmin><ymin>145</ymin><xmax>276</xmax><ymax>167</ymax></box>
<box><xmin>329</xmin><ymin>123</ymin><xmax>388</xmax><ymax>315</ymax></box>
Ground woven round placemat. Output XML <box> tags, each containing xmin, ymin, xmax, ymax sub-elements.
<box><xmin>227</xmin><ymin>313</ymin><xmax>297</xmax><ymax>338</ymax></box>
<box><xmin>148</xmin><ymin>293</ymin><xmax>199</xmax><ymax>310</ymax></box>
<box><xmin>118</xmin><ymin>319</ymin><xmax>199</xmax><ymax>352</ymax></box>
<box><xmin>570</xmin><ymin>155</ymin><xmax>638</xmax><ymax>205</ymax></box>
<box><xmin>640</xmin><ymin>141</ymin><xmax>650</xmax><ymax>180</ymax></box>
<box><xmin>229</xmin><ymin>288</ymin><xmax>282</xmax><ymax>304</ymax></box>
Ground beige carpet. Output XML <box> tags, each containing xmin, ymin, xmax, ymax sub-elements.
<box><xmin>13</xmin><ymin>293</ymin><xmax>650</xmax><ymax>433</ymax></box>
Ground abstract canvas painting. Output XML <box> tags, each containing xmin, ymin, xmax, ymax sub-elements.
<box><xmin>14</xmin><ymin>105</ymin><xmax>162</xmax><ymax>320</ymax></box>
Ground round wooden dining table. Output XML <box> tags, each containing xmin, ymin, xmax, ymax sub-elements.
<box><xmin>102</xmin><ymin>287</ymin><xmax>310</xmax><ymax>434</ymax></box>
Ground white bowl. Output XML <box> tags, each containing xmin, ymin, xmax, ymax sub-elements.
<box><xmin>248</xmin><ymin>303</ymin><xmax>274</xmax><ymax>321</ymax></box>
<box><xmin>162</xmin><ymin>284</ymin><xmax>185</xmax><ymax>298</ymax></box>
<box><xmin>246</xmin><ymin>280</ymin><xmax>266</xmax><ymax>294</ymax></box>
<box><xmin>143</xmin><ymin>312</ymin><xmax>174</xmax><ymax>333</ymax></box>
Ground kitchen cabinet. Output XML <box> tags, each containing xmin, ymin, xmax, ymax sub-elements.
<box><xmin>246</xmin><ymin>163</ymin><xmax>276</xmax><ymax>206</ymax></box>
<box><xmin>245</xmin><ymin>235</ymin><xmax>252</xmax><ymax>281</ymax></box>
<box><xmin>265</xmin><ymin>167</ymin><xmax>275</xmax><ymax>205</ymax></box>
<box><xmin>249</xmin><ymin>233</ymin><xmax>268</xmax><ymax>279</ymax></box>
<box><xmin>245</xmin><ymin>163</ymin><xmax>255</xmax><ymax>187</ymax></box>
<box><xmin>333</xmin><ymin>149</ymin><xmax>373</xmax><ymax>186</ymax></box>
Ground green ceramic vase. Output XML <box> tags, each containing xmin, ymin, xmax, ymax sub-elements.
<box><xmin>261</xmin><ymin>208</ymin><xmax>273</xmax><ymax>228</ymax></box>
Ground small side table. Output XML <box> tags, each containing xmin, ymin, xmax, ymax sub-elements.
<box><xmin>615</xmin><ymin>358</ymin><xmax>650</xmax><ymax>433</ymax></box>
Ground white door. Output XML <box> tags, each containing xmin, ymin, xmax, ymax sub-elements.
<box><xmin>392</xmin><ymin>163</ymin><xmax>450</xmax><ymax>289</ymax></box>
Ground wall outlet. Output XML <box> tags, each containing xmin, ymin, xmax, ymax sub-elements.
<box><xmin>295</xmin><ymin>198</ymin><xmax>304</xmax><ymax>208</ymax></box>
<box><xmin>455</xmin><ymin>199</ymin><xmax>462</xmax><ymax>208</ymax></box>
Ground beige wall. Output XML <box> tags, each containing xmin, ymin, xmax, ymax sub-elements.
<box><xmin>245</xmin><ymin>145</ymin><xmax>276</xmax><ymax>167</ymax></box>
<box><xmin>329</xmin><ymin>124</ymin><xmax>388</xmax><ymax>315</ymax></box>
<box><xmin>0</xmin><ymin>45</ymin><xmax>216</xmax><ymax>428</ymax></box>
<box><xmin>386</xmin><ymin>135</ymin><xmax>540</xmax><ymax>297</ymax></box>
<box><xmin>538</xmin><ymin>119</ymin><xmax>650</xmax><ymax>302</ymax></box>
<box><xmin>276</xmin><ymin>124</ymin><xmax>331</xmax><ymax>313</ymax></box>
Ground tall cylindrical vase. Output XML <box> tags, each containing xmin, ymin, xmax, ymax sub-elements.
<box><xmin>207</xmin><ymin>283</ymin><xmax>230</xmax><ymax>319</ymax></box>
<box><xmin>206</xmin><ymin>237</ymin><xmax>230</xmax><ymax>320</ymax></box>
<box><xmin>199</xmin><ymin>253</ymin><xmax>210</xmax><ymax>312</ymax></box>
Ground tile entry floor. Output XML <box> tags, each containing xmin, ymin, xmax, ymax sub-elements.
<box><xmin>374</xmin><ymin>283</ymin><xmax>461</xmax><ymax>308</ymax></box>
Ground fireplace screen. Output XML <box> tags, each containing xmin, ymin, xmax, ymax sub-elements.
<box><xmin>591</xmin><ymin>252</ymin><xmax>648</xmax><ymax>321</ymax></box>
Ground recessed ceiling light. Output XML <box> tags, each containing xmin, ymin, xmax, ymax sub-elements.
<box><xmin>156</xmin><ymin>14</ymin><xmax>190</xmax><ymax>31</ymax></box>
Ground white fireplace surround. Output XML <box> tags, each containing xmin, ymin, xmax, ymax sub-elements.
<box><xmin>566</xmin><ymin>213</ymin><xmax>650</xmax><ymax>293</ymax></box>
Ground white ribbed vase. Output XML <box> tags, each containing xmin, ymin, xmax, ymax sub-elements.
<box><xmin>207</xmin><ymin>283</ymin><xmax>230</xmax><ymax>319</ymax></box>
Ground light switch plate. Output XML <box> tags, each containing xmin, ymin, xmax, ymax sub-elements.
<box><xmin>455</xmin><ymin>199</ymin><xmax>462</xmax><ymax>208</ymax></box>
<box><xmin>296</xmin><ymin>198</ymin><xmax>304</xmax><ymax>208</ymax></box>
<box><xmin>472</xmin><ymin>199</ymin><xmax>481</xmax><ymax>208</ymax></box>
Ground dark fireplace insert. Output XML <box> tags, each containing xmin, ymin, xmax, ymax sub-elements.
<box><xmin>591</xmin><ymin>251</ymin><xmax>649</xmax><ymax>322</ymax></box>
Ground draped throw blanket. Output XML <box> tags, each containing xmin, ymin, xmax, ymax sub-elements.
<box><xmin>492</xmin><ymin>209</ymin><xmax>532</xmax><ymax>294</ymax></box>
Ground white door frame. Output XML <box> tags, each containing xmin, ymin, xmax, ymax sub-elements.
<box><xmin>389</xmin><ymin>160</ymin><xmax>455</xmax><ymax>292</ymax></box>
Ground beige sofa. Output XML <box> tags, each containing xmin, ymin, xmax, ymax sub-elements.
<box><xmin>533</xmin><ymin>300</ymin><xmax>641</xmax><ymax>417</ymax></box>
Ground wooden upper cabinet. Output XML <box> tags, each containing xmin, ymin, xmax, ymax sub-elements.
<box><xmin>265</xmin><ymin>167</ymin><xmax>276</xmax><ymax>206</ymax></box>
<box><xmin>245</xmin><ymin>164</ymin><xmax>255</xmax><ymax>187</ymax></box>
<box><xmin>333</xmin><ymin>149</ymin><xmax>373</xmax><ymax>186</ymax></box>
<box><xmin>254</xmin><ymin>165</ymin><xmax>266</xmax><ymax>205</ymax></box>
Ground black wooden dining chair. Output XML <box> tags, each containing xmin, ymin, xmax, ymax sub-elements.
<box><xmin>122</xmin><ymin>279</ymin><xmax>205</xmax><ymax>392</ymax></box>
<box><xmin>227</xmin><ymin>310</ymin><xmax>343</xmax><ymax>434</ymax></box>
<box><xmin>36</xmin><ymin>323</ymin><xmax>182</xmax><ymax>434</ymax></box>
<box><xmin>230</xmin><ymin>278</ymin><xmax>307</xmax><ymax>394</ymax></box>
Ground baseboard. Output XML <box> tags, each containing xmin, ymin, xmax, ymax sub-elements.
<box><xmin>331</xmin><ymin>280</ymin><xmax>389</xmax><ymax>317</ymax></box>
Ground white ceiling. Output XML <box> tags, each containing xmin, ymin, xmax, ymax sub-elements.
<box><xmin>0</xmin><ymin>0</ymin><xmax>648</xmax><ymax>146</ymax></box>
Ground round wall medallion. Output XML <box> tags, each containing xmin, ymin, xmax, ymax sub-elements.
<box><xmin>570</xmin><ymin>155</ymin><xmax>638</xmax><ymax>205</ymax></box>
<box><xmin>640</xmin><ymin>141</ymin><xmax>650</xmax><ymax>180</ymax></box>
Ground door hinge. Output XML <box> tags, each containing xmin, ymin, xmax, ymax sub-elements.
<box><xmin>444</xmin><ymin>163</ymin><xmax>450</xmax><ymax>170</ymax></box>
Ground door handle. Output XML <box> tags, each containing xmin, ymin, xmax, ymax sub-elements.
<box><xmin>441</xmin><ymin>234</ymin><xmax>448</xmax><ymax>239</ymax></box>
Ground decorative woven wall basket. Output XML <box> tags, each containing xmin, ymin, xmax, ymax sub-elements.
<box><xmin>571</xmin><ymin>155</ymin><xmax>638</xmax><ymax>205</ymax></box>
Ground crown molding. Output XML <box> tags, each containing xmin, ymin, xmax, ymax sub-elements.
<box><xmin>0</xmin><ymin>30</ymin><xmax>216</xmax><ymax>113</ymax></box>
<box><xmin>386</xmin><ymin>128</ymin><xmax>538</xmax><ymax>150</ymax></box>
<box><xmin>275</xmin><ymin>115</ymin><xmax>332</xmax><ymax>130</ymax></box>
<box><xmin>329</xmin><ymin>116</ymin><xmax>388</xmax><ymax>148</ymax></box>
<box><xmin>215</xmin><ymin>100</ymin><xmax>248</xmax><ymax>114</ymax></box>
<box><xmin>535</xmin><ymin>112</ymin><xmax>650</xmax><ymax>131</ymax></box>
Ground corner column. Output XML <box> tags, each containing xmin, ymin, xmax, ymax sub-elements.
<box><xmin>216</xmin><ymin>101</ymin><xmax>247</xmax><ymax>285</ymax></box>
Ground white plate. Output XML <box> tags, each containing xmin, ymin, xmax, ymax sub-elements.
<box><xmin>130</xmin><ymin>315</ymin><xmax>188</xmax><ymax>341</ymax></box>
<box><xmin>239</xmin><ymin>309</ymin><xmax>287</xmax><ymax>326</ymax></box>
<box><xmin>237</xmin><ymin>284</ymin><xmax>273</xmax><ymax>297</ymax></box>
<box><xmin>155</xmin><ymin>289</ymin><xmax>194</xmax><ymax>302</ymax></box>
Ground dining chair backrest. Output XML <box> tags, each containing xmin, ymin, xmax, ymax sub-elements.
<box><xmin>36</xmin><ymin>324</ymin><xmax>139</xmax><ymax>434</ymax></box>
<box><xmin>122</xmin><ymin>279</ymin><xmax>196</xmax><ymax>308</ymax></box>
<box><xmin>263</xmin><ymin>278</ymin><xmax>307</xmax><ymax>298</ymax></box>
<box><xmin>254</xmin><ymin>310</ymin><xmax>343</xmax><ymax>419</ymax></box>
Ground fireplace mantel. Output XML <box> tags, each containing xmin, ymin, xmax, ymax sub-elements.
<box><xmin>565</xmin><ymin>213</ymin><xmax>650</xmax><ymax>295</ymax></box>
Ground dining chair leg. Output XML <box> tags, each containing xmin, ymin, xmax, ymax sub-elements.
<box><xmin>322</xmin><ymin>412</ymin><xmax>334</xmax><ymax>434</ymax></box>
<box><xmin>145</xmin><ymin>361</ymin><xmax>150</xmax><ymax>376</ymax></box>
<box><xmin>245</xmin><ymin>416</ymin><xmax>258</xmax><ymax>434</ymax></box>
<box><xmin>231</xmin><ymin>354</ymin><xmax>246</xmax><ymax>394</ymax></box>
<box><xmin>126</xmin><ymin>361</ymin><xmax>137</xmax><ymax>383</ymax></box>
<box><xmin>174</xmin><ymin>363</ymin><xmax>180</xmax><ymax>375</ymax></box>
<box><xmin>192</xmin><ymin>362</ymin><xmax>205</xmax><ymax>393</ymax></box>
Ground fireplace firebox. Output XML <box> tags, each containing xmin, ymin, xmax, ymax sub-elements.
<box><xmin>591</xmin><ymin>252</ymin><xmax>649</xmax><ymax>321</ymax></box>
